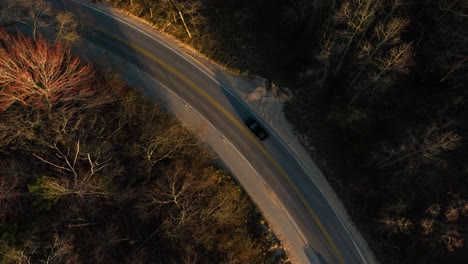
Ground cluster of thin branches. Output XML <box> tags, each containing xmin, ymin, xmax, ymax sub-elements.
<box><xmin>0</xmin><ymin>29</ymin><xmax>95</xmax><ymax>112</ymax></box>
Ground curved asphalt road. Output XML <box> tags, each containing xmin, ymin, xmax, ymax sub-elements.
<box><xmin>56</xmin><ymin>0</ymin><xmax>374</xmax><ymax>263</ymax></box>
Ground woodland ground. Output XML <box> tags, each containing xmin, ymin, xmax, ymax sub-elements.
<box><xmin>97</xmin><ymin>1</ymin><xmax>468</xmax><ymax>263</ymax></box>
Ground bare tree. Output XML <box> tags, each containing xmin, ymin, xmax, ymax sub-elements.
<box><xmin>0</xmin><ymin>0</ymin><xmax>80</xmax><ymax>44</ymax></box>
<box><xmin>309</xmin><ymin>0</ymin><xmax>413</xmax><ymax>102</ymax></box>
<box><xmin>350</xmin><ymin>42</ymin><xmax>413</xmax><ymax>102</ymax></box>
<box><xmin>137</xmin><ymin>0</ymin><xmax>203</xmax><ymax>39</ymax></box>
<box><xmin>419</xmin><ymin>194</ymin><xmax>467</xmax><ymax>252</ymax></box>
<box><xmin>32</xmin><ymin>141</ymin><xmax>113</xmax><ymax>201</ymax></box>
<box><xmin>347</xmin><ymin>1</ymin><xmax>412</xmax><ymax>99</ymax></box>
<box><xmin>331</xmin><ymin>0</ymin><xmax>380</xmax><ymax>77</ymax></box>
<box><xmin>0</xmin><ymin>160</ymin><xmax>21</xmax><ymax>223</ymax></box>
<box><xmin>299</xmin><ymin>34</ymin><xmax>334</xmax><ymax>91</ymax></box>
<box><xmin>54</xmin><ymin>11</ymin><xmax>79</xmax><ymax>44</ymax></box>
<box><xmin>374</xmin><ymin>121</ymin><xmax>461</xmax><ymax>170</ymax></box>
<box><xmin>377</xmin><ymin>200</ymin><xmax>413</xmax><ymax>236</ymax></box>
<box><xmin>0</xmin><ymin>30</ymin><xmax>95</xmax><ymax>112</ymax></box>
<box><xmin>421</xmin><ymin>218</ymin><xmax>436</xmax><ymax>236</ymax></box>
<box><xmin>0</xmin><ymin>243</ymin><xmax>32</xmax><ymax>264</ymax></box>
<box><xmin>0</xmin><ymin>0</ymin><xmax>19</xmax><ymax>27</ymax></box>
<box><xmin>43</xmin><ymin>233</ymin><xmax>79</xmax><ymax>264</ymax></box>
<box><xmin>16</xmin><ymin>0</ymin><xmax>54</xmax><ymax>40</ymax></box>
<box><xmin>378</xmin><ymin>215</ymin><xmax>413</xmax><ymax>235</ymax></box>
<box><xmin>427</xmin><ymin>0</ymin><xmax>468</xmax><ymax>82</ymax></box>
<box><xmin>137</xmin><ymin>162</ymin><xmax>204</xmax><ymax>232</ymax></box>
<box><xmin>440</xmin><ymin>228</ymin><xmax>464</xmax><ymax>251</ymax></box>
<box><xmin>142</xmin><ymin>123</ymin><xmax>198</xmax><ymax>166</ymax></box>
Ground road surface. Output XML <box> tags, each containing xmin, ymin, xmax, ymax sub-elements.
<box><xmin>56</xmin><ymin>0</ymin><xmax>375</xmax><ymax>263</ymax></box>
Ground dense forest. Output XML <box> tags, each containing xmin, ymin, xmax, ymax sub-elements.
<box><xmin>0</xmin><ymin>2</ymin><xmax>288</xmax><ymax>263</ymax></box>
<box><xmin>99</xmin><ymin>0</ymin><xmax>468</xmax><ymax>263</ymax></box>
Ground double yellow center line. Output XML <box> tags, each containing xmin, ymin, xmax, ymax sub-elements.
<box><xmin>90</xmin><ymin>25</ymin><xmax>345</xmax><ymax>264</ymax></box>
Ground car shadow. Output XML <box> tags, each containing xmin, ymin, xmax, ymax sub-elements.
<box><xmin>213</xmin><ymin>68</ymin><xmax>273</xmax><ymax>137</ymax></box>
<box><xmin>31</xmin><ymin>2</ymin><xmax>339</xmax><ymax>263</ymax></box>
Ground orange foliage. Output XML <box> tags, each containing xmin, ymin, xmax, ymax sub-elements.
<box><xmin>0</xmin><ymin>29</ymin><xmax>95</xmax><ymax>112</ymax></box>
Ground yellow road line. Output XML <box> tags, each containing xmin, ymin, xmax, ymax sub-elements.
<box><xmin>90</xmin><ymin>25</ymin><xmax>345</xmax><ymax>264</ymax></box>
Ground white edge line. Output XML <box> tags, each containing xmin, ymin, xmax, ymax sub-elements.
<box><xmin>71</xmin><ymin>1</ymin><xmax>367</xmax><ymax>262</ymax></box>
<box><xmin>138</xmin><ymin>69</ymin><xmax>312</xmax><ymax>261</ymax></box>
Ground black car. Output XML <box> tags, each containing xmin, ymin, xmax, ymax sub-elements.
<box><xmin>245</xmin><ymin>118</ymin><xmax>269</xmax><ymax>140</ymax></box>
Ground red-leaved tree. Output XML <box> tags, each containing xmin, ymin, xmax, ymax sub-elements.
<box><xmin>0</xmin><ymin>29</ymin><xmax>95</xmax><ymax>112</ymax></box>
